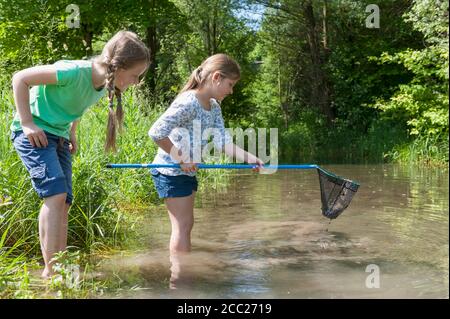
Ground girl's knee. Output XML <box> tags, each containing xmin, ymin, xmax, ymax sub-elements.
<box><xmin>173</xmin><ymin>219</ymin><xmax>194</xmax><ymax>234</ymax></box>
<box><xmin>43</xmin><ymin>193</ymin><xmax>67</xmax><ymax>206</ymax></box>
<box><xmin>181</xmin><ymin>220</ymin><xmax>195</xmax><ymax>233</ymax></box>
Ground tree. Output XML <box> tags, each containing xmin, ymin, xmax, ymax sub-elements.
<box><xmin>370</xmin><ymin>0</ymin><xmax>449</xmax><ymax>139</ymax></box>
<box><xmin>171</xmin><ymin>0</ymin><xmax>259</xmax><ymax>122</ymax></box>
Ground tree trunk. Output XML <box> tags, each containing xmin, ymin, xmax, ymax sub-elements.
<box><xmin>278</xmin><ymin>56</ymin><xmax>289</xmax><ymax>129</ymax></box>
<box><xmin>303</xmin><ymin>0</ymin><xmax>334</xmax><ymax>122</ymax></box>
<box><xmin>146</xmin><ymin>25</ymin><xmax>157</xmax><ymax>90</ymax></box>
<box><xmin>81</xmin><ymin>24</ymin><xmax>93</xmax><ymax>57</ymax></box>
<box><xmin>212</xmin><ymin>6</ymin><xmax>217</xmax><ymax>54</ymax></box>
<box><xmin>322</xmin><ymin>0</ymin><xmax>328</xmax><ymax>49</ymax></box>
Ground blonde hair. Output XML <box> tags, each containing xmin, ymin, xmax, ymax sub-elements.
<box><xmin>181</xmin><ymin>53</ymin><xmax>240</xmax><ymax>93</ymax></box>
<box><xmin>95</xmin><ymin>30</ymin><xmax>150</xmax><ymax>152</ymax></box>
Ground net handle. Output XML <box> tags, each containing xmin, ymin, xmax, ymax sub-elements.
<box><xmin>107</xmin><ymin>163</ymin><xmax>360</xmax><ymax>219</ymax></box>
<box><xmin>106</xmin><ymin>163</ymin><xmax>360</xmax><ymax>187</ymax></box>
<box><xmin>106</xmin><ymin>163</ymin><xmax>319</xmax><ymax>169</ymax></box>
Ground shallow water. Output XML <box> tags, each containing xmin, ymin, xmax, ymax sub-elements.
<box><xmin>98</xmin><ymin>164</ymin><xmax>449</xmax><ymax>299</ymax></box>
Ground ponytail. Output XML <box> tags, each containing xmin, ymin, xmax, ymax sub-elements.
<box><xmin>180</xmin><ymin>66</ymin><xmax>204</xmax><ymax>93</ymax></box>
<box><xmin>180</xmin><ymin>54</ymin><xmax>240</xmax><ymax>94</ymax></box>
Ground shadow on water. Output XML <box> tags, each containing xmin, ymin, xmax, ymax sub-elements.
<box><xmin>96</xmin><ymin>164</ymin><xmax>448</xmax><ymax>299</ymax></box>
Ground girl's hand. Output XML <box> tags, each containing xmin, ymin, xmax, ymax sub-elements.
<box><xmin>249</xmin><ymin>158</ymin><xmax>265</xmax><ymax>173</ymax></box>
<box><xmin>180</xmin><ymin>162</ymin><xmax>198</xmax><ymax>173</ymax></box>
<box><xmin>69</xmin><ymin>132</ymin><xmax>77</xmax><ymax>154</ymax></box>
<box><xmin>21</xmin><ymin>122</ymin><xmax>48</xmax><ymax>148</ymax></box>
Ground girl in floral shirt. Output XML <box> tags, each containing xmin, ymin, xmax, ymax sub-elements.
<box><xmin>148</xmin><ymin>54</ymin><xmax>263</xmax><ymax>255</ymax></box>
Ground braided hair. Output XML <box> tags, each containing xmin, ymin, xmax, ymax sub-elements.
<box><xmin>97</xmin><ymin>31</ymin><xmax>150</xmax><ymax>152</ymax></box>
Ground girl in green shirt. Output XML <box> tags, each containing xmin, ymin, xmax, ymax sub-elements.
<box><xmin>11</xmin><ymin>30</ymin><xmax>150</xmax><ymax>278</ymax></box>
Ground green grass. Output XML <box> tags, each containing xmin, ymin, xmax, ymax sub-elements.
<box><xmin>278</xmin><ymin>116</ymin><xmax>448</xmax><ymax>166</ymax></box>
<box><xmin>384</xmin><ymin>134</ymin><xmax>449</xmax><ymax>166</ymax></box>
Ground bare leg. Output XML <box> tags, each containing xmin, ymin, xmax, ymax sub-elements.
<box><xmin>39</xmin><ymin>193</ymin><xmax>67</xmax><ymax>278</ymax></box>
<box><xmin>169</xmin><ymin>250</ymin><xmax>196</xmax><ymax>290</ymax></box>
<box><xmin>165</xmin><ymin>192</ymin><xmax>195</xmax><ymax>290</ymax></box>
<box><xmin>59</xmin><ymin>203</ymin><xmax>70</xmax><ymax>251</ymax></box>
<box><xmin>165</xmin><ymin>192</ymin><xmax>195</xmax><ymax>253</ymax></box>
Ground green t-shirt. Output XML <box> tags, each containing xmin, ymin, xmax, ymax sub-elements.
<box><xmin>10</xmin><ymin>60</ymin><xmax>106</xmax><ymax>139</ymax></box>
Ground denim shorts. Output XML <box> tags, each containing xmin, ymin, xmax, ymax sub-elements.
<box><xmin>11</xmin><ymin>130</ymin><xmax>73</xmax><ymax>205</ymax></box>
<box><xmin>150</xmin><ymin>169</ymin><xmax>198</xmax><ymax>199</ymax></box>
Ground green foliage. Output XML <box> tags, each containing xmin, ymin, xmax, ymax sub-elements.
<box><xmin>0</xmin><ymin>0</ymin><xmax>94</xmax><ymax>74</ymax></box>
<box><xmin>47</xmin><ymin>249</ymin><xmax>107</xmax><ymax>298</ymax></box>
<box><xmin>368</xmin><ymin>0</ymin><xmax>448</xmax><ymax>142</ymax></box>
<box><xmin>170</xmin><ymin>0</ymin><xmax>260</xmax><ymax>122</ymax></box>
<box><xmin>249</xmin><ymin>0</ymin><xmax>448</xmax><ymax>164</ymax></box>
<box><xmin>372</xmin><ymin>83</ymin><xmax>448</xmax><ymax>136</ymax></box>
<box><xmin>403</xmin><ymin>0</ymin><xmax>449</xmax><ymax>46</ymax></box>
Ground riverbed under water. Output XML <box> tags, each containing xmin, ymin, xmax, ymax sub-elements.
<box><xmin>97</xmin><ymin>164</ymin><xmax>449</xmax><ymax>299</ymax></box>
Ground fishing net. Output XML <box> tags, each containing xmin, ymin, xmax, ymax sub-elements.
<box><xmin>106</xmin><ymin>163</ymin><xmax>359</xmax><ymax>219</ymax></box>
<box><xmin>317</xmin><ymin>168</ymin><xmax>360</xmax><ymax>219</ymax></box>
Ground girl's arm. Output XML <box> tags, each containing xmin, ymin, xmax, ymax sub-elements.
<box><xmin>69</xmin><ymin>120</ymin><xmax>79</xmax><ymax>154</ymax></box>
<box><xmin>12</xmin><ymin>65</ymin><xmax>57</xmax><ymax>148</ymax></box>
<box><xmin>148</xmin><ymin>100</ymin><xmax>198</xmax><ymax>173</ymax></box>
<box><xmin>212</xmin><ymin>102</ymin><xmax>264</xmax><ymax>170</ymax></box>
<box><xmin>153</xmin><ymin>137</ymin><xmax>183</xmax><ymax>161</ymax></box>
<box><xmin>224</xmin><ymin>143</ymin><xmax>265</xmax><ymax>166</ymax></box>
<box><xmin>70</xmin><ymin>120</ymin><xmax>79</xmax><ymax>133</ymax></box>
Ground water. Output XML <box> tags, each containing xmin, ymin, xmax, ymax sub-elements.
<box><xmin>97</xmin><ymin>165</ymin><xmax>449</xmax><ymax>299</ymax></box>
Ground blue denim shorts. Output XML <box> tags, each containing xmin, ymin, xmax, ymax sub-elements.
<box><xmin>11</xmin><ymin>130</ymin><xmax>73</xmax><ymax>205</ymax></box>
<box><xmin>150</xmin><ymin>169</ymin><xmax>198</xmax><ymax>198</ymax></box>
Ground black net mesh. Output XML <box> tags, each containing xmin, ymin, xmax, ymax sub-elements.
<box><xmin>317</xmin><ymin>168</ymin><xmax>359</xmax><ymax>219</ymax></box>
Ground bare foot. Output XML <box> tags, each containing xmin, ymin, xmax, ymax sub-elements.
<box><xmin>41</xmin><ymin>268</ymin><xmax>53</xmax><ymax>280</ymax></box>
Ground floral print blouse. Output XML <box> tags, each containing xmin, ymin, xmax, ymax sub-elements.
<box><xmin>148</xmin><ymin>90</ymin><xmax>232</xmax><ymax>176</ymax></box>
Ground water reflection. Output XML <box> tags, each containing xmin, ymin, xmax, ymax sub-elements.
<box><xmin>168</xmin><ymin>251</ymin><xmax>226</xmax><ymax>291</ymax></box>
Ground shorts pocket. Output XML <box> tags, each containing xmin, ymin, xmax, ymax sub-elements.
<box><xmin>30</xmin><ymin>165</ymin><xmax>46</xmax><ymax>180</ymax></box>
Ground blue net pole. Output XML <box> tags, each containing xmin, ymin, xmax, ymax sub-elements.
<box><xmin>106</xmin><ymin>163</ymin><xmax>319</xmax><ymax>169</ymax></box>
